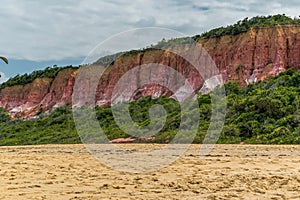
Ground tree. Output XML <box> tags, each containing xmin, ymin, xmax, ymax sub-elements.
<box><xmin>0</xmin><ymin>56</ymin><xmax>8</xmax><ymax>64</ymax></box>
<box><xmin>0</xmin><ymin>56</ymin><xmax>8</xmax><ymax>78</ymax></box>
<box><xmin>0</xmin><ymin>107</ymin><xmax>9</xmax><ymax>122</ymax></box>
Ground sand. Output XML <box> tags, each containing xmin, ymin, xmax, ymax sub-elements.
<box><xmin>0</xmin><ymin>144</ymin><xmax>299</xmax><ymax>200</ymax></box>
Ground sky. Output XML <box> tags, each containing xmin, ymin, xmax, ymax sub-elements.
<box><xmin>0</xmin><ymin>0</ymin><xmax>299</xmax><ymax>82</ymax></box>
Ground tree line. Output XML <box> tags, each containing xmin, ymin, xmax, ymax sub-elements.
<box><xmin>0</xmin><ymin>68</ymin><xmax>299</xmax><ymax>145</ymax></box>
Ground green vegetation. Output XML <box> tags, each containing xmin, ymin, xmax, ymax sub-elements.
<box><xmin>0</xmin><ymin>65</ymin><xmax>78</xmax><ymax>89</ymax></box>
<box><xmin>0</xmin><ymin>56</ymin><xmax>8</xmax><ymax>78</ymax></box>
<box><xmin>0</xmin><ymin>106</ymin><xmax>79</xmax><ymax>145</ymax></box>
<box><xmin>0</xmin><ymin>68</ymin><xmax>299</xmax><ymax>145</ymax></box>
<box><xmin>220</xmin><ymin>68</ymin><xmax>300</xmax><ymax>144</ymax></box>
<box><xmin>149</xmin><ymin>15</ymin><xmax>300</xmax><ymax>47</ymax></box>
<box><xmin>0</xmin><ymin>14</ymin><xmax>299</xmax><ymax>145</ymax></box>
<box><xmin>96</xmin><ymin>96</ymin><xmax>182</xmax><ymax>142</ymax></box>
<box><xmin>0</xmin><ymin>56</ymin><xmax>8</xmax><ymax>64</ymax></box>
<box><xmin>93</xmin><ymin>14</ymin><xmax>300</xmax><ymax>67</ymax></box>
<box><xmin>94</xmin><ymin>52</ymin><xmax>123</xmax><ymax>66</ymax></box>
<box><xmin>1</xmin><ymin>15</ymin><xmax>298</xmax><ymax>89</ymax></box>
<box><xmin>153</xmin><ymin>37</ymin><xmax>195</xmax><ymax>48</ymax></box>
<box><xmin>235</xmin><ymin>64</ymin><xmax>244</xmax><ymax>72</ymax></box>
<box><xmin>0</xmin><ymin>107</ymin><xmax>9</xmax><ymax>123</ymax></box>
<box><xmin>201</xmin><ymin>14</ymin><xmax>300</xmax><ymax>39</ymax></box>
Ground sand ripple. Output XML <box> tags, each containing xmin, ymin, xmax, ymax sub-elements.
<box><xmin>0</xmin><ymin>144</ymin><xmax>299</xmax><ymax>199</ymax></box>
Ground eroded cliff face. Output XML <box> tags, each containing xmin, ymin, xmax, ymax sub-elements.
<box><xmin>0</xmin><ymin>68</ymin><xmax>78</xmax><ymax>118</ymax></box>
<box><xmin>1</xmin><ymin>26</ymin><xmax>299</xmax><ymax>118</ymax></box>
<box><xmin>199</xmin><ymin>26</ymin><xmax>300</xmax><ymax>85</ymax></box>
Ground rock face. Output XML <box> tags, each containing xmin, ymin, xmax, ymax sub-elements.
<box><xmin>199</xmin><ymin>26</ymin><xmax>300</xmax><ymax>85</ymax></box>
<box><xmin>0</xmin><ymin>68</ymin><xmax>78</xmax><ymax>118</ymax></box>
<box><xmin>0</xmin><ymin>26</ymin><xmax>299</xmax><ymax>118</ymax></box>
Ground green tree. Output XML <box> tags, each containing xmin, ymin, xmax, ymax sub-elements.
<box><xmin>0</xmin><ymin>107</ymin><xmax>9</xmax><ymax>122</ymax></box>
<box><xmin>0</xmin><ymin>56</ymin><xmax>8</xmax><ymax>64</ymax></box>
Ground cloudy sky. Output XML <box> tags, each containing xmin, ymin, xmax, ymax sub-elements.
<box><xmin>0</xmin><ymin>0</ymin><xmax>299</xmax><ymax>82</ymax></box>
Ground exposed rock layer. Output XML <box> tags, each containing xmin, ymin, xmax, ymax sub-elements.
<box><xmin>0</xmin><ymin>26</ymin><xmax>299</xmax><ymax>118</ymax></box>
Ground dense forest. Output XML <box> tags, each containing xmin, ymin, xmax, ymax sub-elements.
<box><xmin>0</xmin><ymin>68</ymin><xmax>299</xmax><ymax>145</ymax></box>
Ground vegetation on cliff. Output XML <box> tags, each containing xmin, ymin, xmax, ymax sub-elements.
<box><xmin>198</xmin><ymin>14</ymin><xmax>300</xmax><ymax>39</ymax></box>
<box><xmin>0</xmin><ymin>68</ymin><xmax>299</xmax><ymax>145</ymax></box>
<box><xmin>0</xmin><ymin>65</ymin><xmax>78</xmax><ymax>89</ymax></box>
<box><xmin>154</xmin><ymin>14</ymin><xmax>300</xmax><ymax>45</ymax></box>
<box><xmin>1</xmin><ymin>14</ymin><xmax>298</xmax><ymax>89</ymax></box>
<box><xmin>0</xmin><ymin>14</ymin><xmax>299</xmax><ymax>145</ymax></box>
<box><xmin>92</xmin><ymin>14</ymin><xmax>300</xmax><ymax>68</ymax></box>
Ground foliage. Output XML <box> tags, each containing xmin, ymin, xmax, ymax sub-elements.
<box><xmin>0</xmin><ymin>107</ymin><xmax>9</xmax><ymax>123</ymax></box>
<box><xmin>8</xmin><ymin>16</ymin><xmax>290</xmax><ymax>89</ymax></box>
<box><xmin>221</xmin><ymin>68</ymin><xmax>300</xmax><ymax>144</ymax></box>
<box><xmin>94</xmin><ymin>52</ymin><xmax>123</xmax><ymax>66</ymax></box>
<box><xmin>89</xmin><ymin>15</ymin><xmax>300</xmax><ymax>68</ymax></box>
<box><xmin>0</xmin><ymin>56</ymin><xmax>8</xmax><ymax>64</ymax></box>
<box><xmin>0</xmin><ymin>65</ymin><xmax>78</xmax><ymax>89</ymax></box>
<box><xmin>235</xmin><ymin>64</ymin><xmax>244</xmax><ymax>72</ymax></box>
<box><xmin>0</xmin><ymin>13</ymin><xmax>300</xmax><ymax>145</ymax></box>
<box><xmin>0</xmin><ymin>106</ymin><xmax>80</xmax><ymax>145</ymax></box>
<box><xmin>201</xmin><ymin>14</ymin><xmax>300</xmax><ymax>39</ymax></box>
<box><xmin>0</xmin><ymin>68</ymin><xmax>299</xmax><ymax>145</ymax></box>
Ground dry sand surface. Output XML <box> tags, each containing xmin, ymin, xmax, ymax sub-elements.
<box><xmin>0</xmin><ymin>144</ymin><xmax>300</xmax><ymax>200</ymax></box>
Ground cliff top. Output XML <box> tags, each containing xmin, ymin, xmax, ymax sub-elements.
<box><xmin>95</xmin><ymin>14</ymin><xmax>300</xmax><ymax>63</ymax></box>
<box><xmin>1</xmin><ymin>14</ymin><xmax>300</xmax><ymax>89</ymax></box>
<box><xmin>0</xmin><ymin>65</ymin><xmax>78</xmax><ymax>90</ymax></box>
<box><xmin>199</xmin><ymin>14</ymin><xmax>300</xmax><ymax>39</ymax></box>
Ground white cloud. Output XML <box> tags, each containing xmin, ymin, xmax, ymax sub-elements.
<box><xmin>0</xmin><ymin>0</ymin><xmax>299</xmax><ymax>61</ymax></box>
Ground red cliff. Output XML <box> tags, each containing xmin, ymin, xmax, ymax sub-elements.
<box><xmin>0</xmin><ymin>26</ymin><xmax>299</xmax><ymax>118</ymax></box>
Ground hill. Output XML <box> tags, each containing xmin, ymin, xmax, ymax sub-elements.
<box><xmin>0</xmin><ymin>14</ymin><xmax>299</xmax><ymax>145</ymax></box>
<box><xmin>0</xmin><ymin>21</ymin><xmax>299</xmax><ymax>117</ymax></box>
<box><xmin>0</xmin><ymin>68</ymin><xmax>299</xmax><ymax>145</ymax></box>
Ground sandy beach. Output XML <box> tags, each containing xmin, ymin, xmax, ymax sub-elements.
<box><xmin>0</xmin><ymin>144</ymin><xmax>299</xmax><ymax>200</ymax></box>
